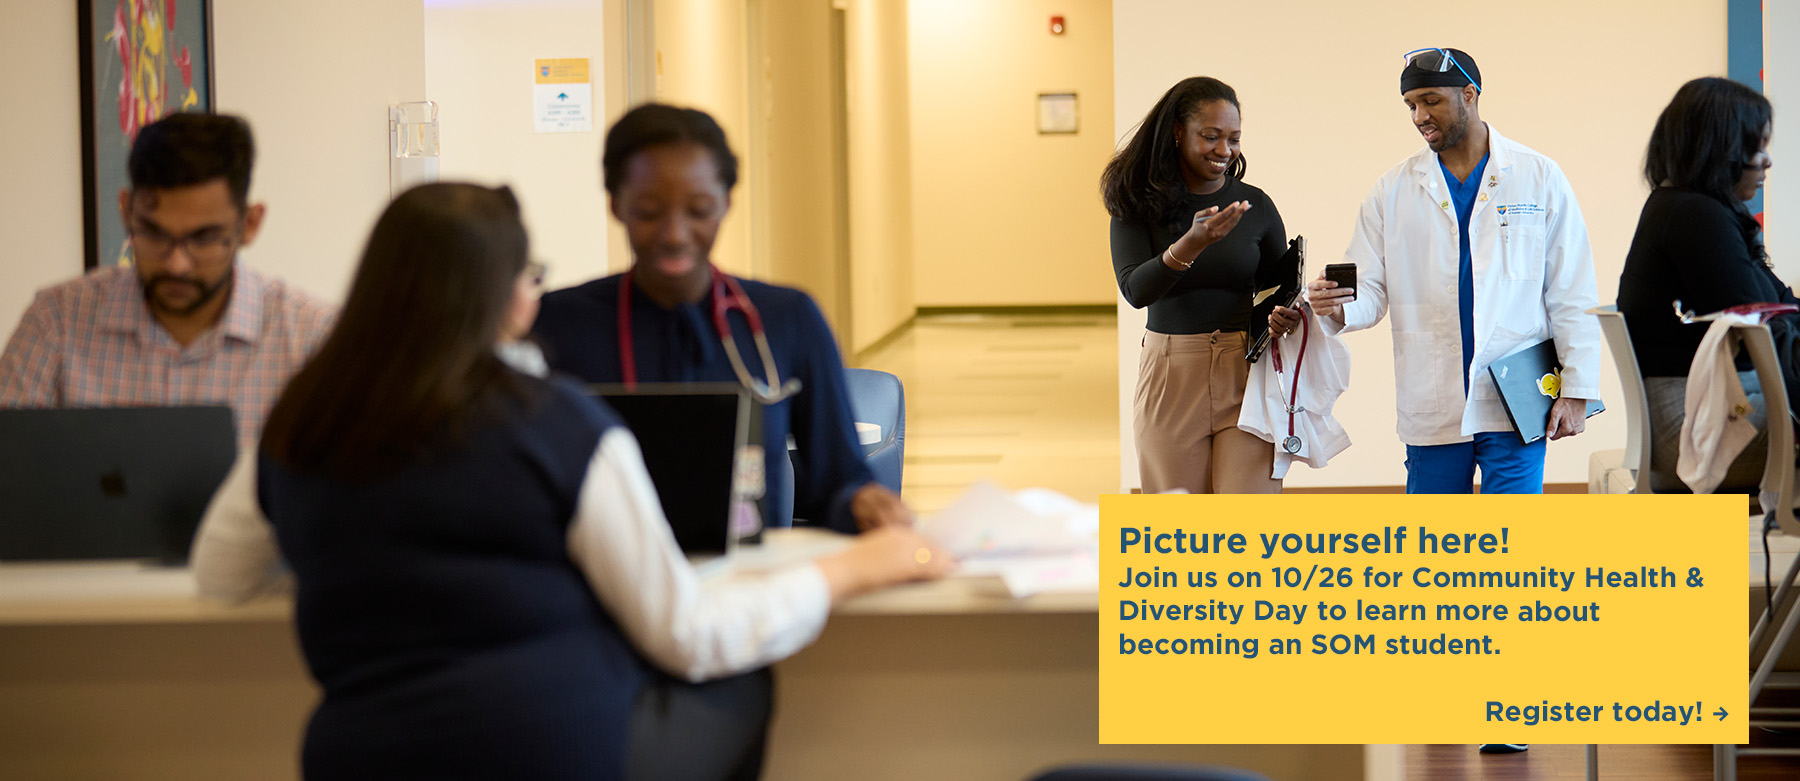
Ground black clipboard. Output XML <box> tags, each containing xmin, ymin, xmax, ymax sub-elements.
<box><xmin>1247</xmin><ymin>236</ymin><xmax>1304</xmax><ymax>364</ymax></box>
<box><xmin>1486</xmin><ymin>339</ymin><xmax>1605</xmax><ymax>444</ymax></box>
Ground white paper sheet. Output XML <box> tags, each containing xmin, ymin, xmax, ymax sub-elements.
<box><xmin>918</xmin><ymin>481</ymin><xmax>1101</xmax><ymax>596</ymax></box>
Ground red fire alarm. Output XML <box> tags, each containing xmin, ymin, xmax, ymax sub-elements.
<box><xmin>1050</xmin><ymin>16</ymin><xmax>1066</xmax><ymax>35</ymax></box>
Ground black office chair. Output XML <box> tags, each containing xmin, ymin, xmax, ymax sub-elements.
<box><xmin>1026</xmin><ymin>763</ymin><xmax>1272</xmax><ymax>781</ymax></box>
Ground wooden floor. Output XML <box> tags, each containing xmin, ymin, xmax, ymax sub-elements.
<box><xmin>1404</xmin><ymin>741</ymin><xmax>1800</xmax><ymax>780</ymax></box>
<box><xmin>855</xmin><ymin>311</ymin><xmax>1120</xmax><ymax>516</ymax></box>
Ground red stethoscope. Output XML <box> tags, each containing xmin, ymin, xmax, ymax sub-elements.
<box><xmin>1270</xmin><ymin>309</ymin><xmax>1311</xmax><ymax>454</ymax></box>
<box><xmin>617</xmin><ymin>264</ymin><xmax>803</xmax><ymax>404</ymax></box>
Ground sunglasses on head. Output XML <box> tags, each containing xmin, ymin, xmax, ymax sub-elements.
<box><xmin>1403</xmin><ymin>48</ymin><xmax>1481</xmax><ymax>94</ymax></box>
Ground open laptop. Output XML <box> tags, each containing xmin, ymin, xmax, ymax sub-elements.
<box><xmin>0</xmin><ymin>406</ymin><xmax>237</xmax><ymax>563</ymax></box>
<box><xmin>588</xmin><ymin>384</ymin><xmax>763</xmax><ymax>560</ymax></box>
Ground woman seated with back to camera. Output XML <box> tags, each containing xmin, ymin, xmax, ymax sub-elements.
<box><xmin>190</xmin><ymin>183</ymin><xmax>950</xmax><ymax>780</ymax></box>
<box><xmin>1616</xmin><ymin>76</ymin><xmax>1781</xmax><ymax>492</ymax></box>
<box><xmin>532</xmin><ymin>103</ymin><xmax>908</xmax><ymax>533</ymax></box>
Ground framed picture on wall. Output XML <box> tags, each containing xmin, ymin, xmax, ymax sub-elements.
<box><xmin>1037</xmin><ymin>93</ymin><xmax>1078</xmax><ymax>134</ymax></box>
<box><xmin>78</xmin><ymin>0</ymin><xmax>216</xmax><ymax>270</ymax></box>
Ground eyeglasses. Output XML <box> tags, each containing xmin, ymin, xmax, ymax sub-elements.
<box><xmin>1403</xmin><ymin>48</ymin><xmax>1481</xmax><ymax>94</ymax></box>
<box><xmin>127</xmin><ymin>224</ymin><xmax>240</xmax><ymax>267</ymax></box>
<box><xmin>524</xmin><ymin>260</ymin><xmax>548</xmax><ymax>290</ymax></box>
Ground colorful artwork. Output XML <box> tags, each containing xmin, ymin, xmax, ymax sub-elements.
<box><xmin>80</xmin><ymin>0</ymin><xmax>214</xmax><ymax>269</ymax></box>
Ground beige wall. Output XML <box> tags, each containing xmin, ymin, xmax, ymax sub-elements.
<box><xmin>0</xmin><ymin>1</ymin><xmax>425</xmax><ymax>347</ymax></box>
<box><xmin>423</xmin><ymin>0</ymin><xmax>612</xmax><ymax>291</ymax></box>
<box><xmin>0</xmin><ymin>4</ymin><xmax>85</xmax><ymax>342</ymax></box>
<box><xmin>908</xmin><ymin>0</ymin><xmax>1116</xmax><ymax>308</ymax></box>
<box><xmin>1114</xmin><ymin>0</ymin><xmax>1728</xmax><ymax>490</ymax></box>
<box><xmin>652</xmin><ymin>0</ymin><xmax>756</xmax><ymax>278</ymax></box>
<box><xmin>603</xmin><ymin>0</ymin><xmax>635</xmax><ymax>274</ymax></box>
<box><xmin>651</xmin><ymin>0</ymin><xmax>876</xmax><ymax>345</ymax></box>
<box><xmin>212</xmin><ymin>1</ymin><xmax>427</xmax><ymax>303</ymax></box>
<box><xmin>752</xmin><ymin>0</ymin><xmax>845</xmax><ymax>334</ymax></box>
<box><xmin>844</xmin><ymin>0</ymin><xmax>916</xmax><ymax>353</ymax></box>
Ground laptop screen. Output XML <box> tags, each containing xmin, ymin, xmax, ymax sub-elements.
<box><xmin>0</xmin><ymin>406</ymin><xmax>236</xmax><ymax>562</ymax></box>
<box><xmin>588</xmin><ymin>384</ymin><xmax>757</xmax><ymax>556</ymax></box>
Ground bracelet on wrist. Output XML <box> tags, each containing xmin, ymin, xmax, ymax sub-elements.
<box><xmin>1164</xmin><ymin>247</ymin><xmax>1193</xmax><ymax>270</ymax></box>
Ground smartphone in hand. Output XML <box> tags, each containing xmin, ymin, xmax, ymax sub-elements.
<box><xmin>1323</xmin><ymin>263</ymin><xmax>1357</xmax><ymax>301</ymax></box>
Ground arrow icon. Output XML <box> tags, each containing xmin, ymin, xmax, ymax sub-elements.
<box><xmin>557</xmin><ymin>92</ymin><xmax>569</xmax><ymax>101</ymax></box>
<box><xmin>1714</xmin><ymin>706</ymin><xmax>1729</xmax><ymax>720</ymax></box>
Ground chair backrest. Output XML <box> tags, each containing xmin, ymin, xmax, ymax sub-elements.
<box><xmin>844</xmin><ymin>367</ymin><xmax>905</xmax><ymax>495</ymax></box>
<box><xmin>1729</xmin><ymin>323</ymin><xmax>1800</xmax><ymax>535</ymax></box>
<box><xmin>844</xmin><ymin>368</ymin><xmax>904</xmax><ymax>452</ymax></box>
<box><xmin>1589</xmin><ymin>305</ymin><xmax>1654</xmax><ymax>493</ymax></box>
<box><xmin>773</xmin><ymin>369</ymin><xmax>908</xmax><ymax>524</ymax></box>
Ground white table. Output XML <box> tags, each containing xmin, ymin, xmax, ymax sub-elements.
<box><xmin>0</xmin><ymin>531</ymin><xmax>1365</xmax><ymax>780</ymax></box>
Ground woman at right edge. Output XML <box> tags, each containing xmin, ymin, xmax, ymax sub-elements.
<box><xmin>1617</xmin><ymin>76</ymin><xmax>1781</xmax><ymax>493</ymax></box>
<box><xmin>1103</xmin><ymin>76</ymin><xmax>1298</xmax><ymax>494</ymax></box>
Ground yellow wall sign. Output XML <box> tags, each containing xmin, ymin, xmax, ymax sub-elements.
<box><xmin>535</xmin><ymin>58</ymin><xmax>590</xmax><ymax>85</ymax></box>
<box><xmin>1099</xmin><ymin>494</ymin><xmax>1745</xmax><ymax>744</ymax></box>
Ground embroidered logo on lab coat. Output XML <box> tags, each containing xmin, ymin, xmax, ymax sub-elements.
<box><xmin>1496</xmin><ymin>203</ymin><xmax>1544</xmax><ymax>216</ymax></box>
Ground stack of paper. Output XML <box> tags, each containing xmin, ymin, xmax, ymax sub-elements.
<box><xmin>917</xmin><ymin>481</ymin><xmax>1100</xmax><ymax>597</ymax></box>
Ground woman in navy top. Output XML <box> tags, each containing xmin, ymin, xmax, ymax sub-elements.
<box><xmin>191</xmin><ymin>183</ymin><xmax>950</xmax><ymax>780</ymax></box>
<box><xmin>533</xmin><ymin>104</ymin><xmax>907</xmax><ymax>533</ymax></box>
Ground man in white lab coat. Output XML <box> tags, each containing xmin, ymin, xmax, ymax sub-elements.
<box><xmin>1308</xmin><ymin>48</ymin><xmax>1601</xmax><ymax>499</ymax></box>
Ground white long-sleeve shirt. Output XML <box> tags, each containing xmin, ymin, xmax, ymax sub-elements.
<box><xmin>190</xmin><ymin>427</ymin><xmax>832</xmax><ymax>683</ymax></box>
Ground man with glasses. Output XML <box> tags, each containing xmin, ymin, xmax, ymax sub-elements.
<box><xmin>1308</xmin><ymin>51</ymin><xmax>1601</xmax><ymax>495</ymax></box>
<box><xmin>0</xmin><ymin>113</ymin><xmax>334</xmax><ymax>448</ymax></box>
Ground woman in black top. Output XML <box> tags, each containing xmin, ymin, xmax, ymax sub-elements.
<box><xmin>1102</xmin><ymin>77</ymin><xmax>1296</xmax><ymax>493</ymax></box>
<box><xmin>1617</xmin><ymin>76</ymin><xmax>1779</xmax><ymax>492</ymax></box>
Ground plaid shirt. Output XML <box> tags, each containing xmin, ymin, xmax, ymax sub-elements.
<box><xmin>0</xmin><ymin>265</ymin><xmax>336</xmax><ymax>449</ymax></box>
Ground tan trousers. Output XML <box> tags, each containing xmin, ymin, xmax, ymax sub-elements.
<box><xmin>1134</xmin><ymin>330</ymin><xmax>1281</xmax><ymax>494</ymax></box>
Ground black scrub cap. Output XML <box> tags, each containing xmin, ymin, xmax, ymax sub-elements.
<box><xmin>1400</xmin><ymin>48</ymin><xmax>1481</xmax><ymax>95</ymax></box>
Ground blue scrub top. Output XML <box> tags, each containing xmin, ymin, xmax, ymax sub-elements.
<box><xmin>1440</xmin><ymin>150</ymin><xmax>1490</xmax><ymax>394</ymax></box>
<box><xmin>532</xmin><ymin>273</ymin><xmax>874</xmax><ymax>532</ymax></box>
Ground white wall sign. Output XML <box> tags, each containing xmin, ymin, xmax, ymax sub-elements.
<box><xmin>534</xmin><ymin>58</ymin><xmax>593</xmax><ymax>133</ymax></box>
<box><xmin>1038</xmin><ymin>92</ymin><xmax>1078</xmax><ymax>134</ymax></box>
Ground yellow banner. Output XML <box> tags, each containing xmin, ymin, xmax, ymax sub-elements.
<box><xmin>535</xmin><ymin>58</ymin><xmax>590</xmax><ymax>85</ymax></box>
<box><xmin>1099</xmin><ymin>494</ymin><xmax>1746</xmax><ymax>744</ymax></box>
